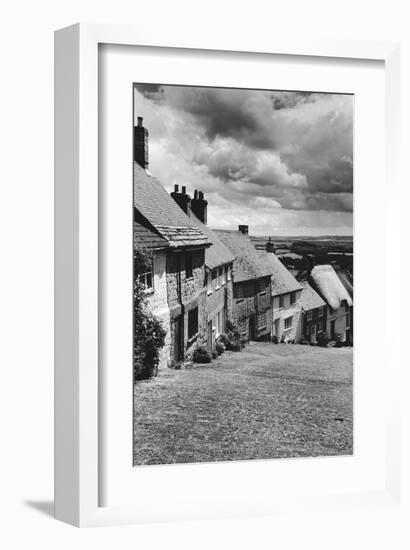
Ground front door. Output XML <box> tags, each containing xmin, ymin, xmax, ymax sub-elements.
<box><xmin>330</xmin><ymin>320</ymin><xmax>336</xmax><ymax>340</ymax></box>
<box><xmin>311</xmin><ymin>324</ymin><xmax>316</xmax><ymax>343</ymax></box>
<box><xmin>249</xmin><ymin>314</ymin><xmax>256</xmax><ymax>340</ymax></box>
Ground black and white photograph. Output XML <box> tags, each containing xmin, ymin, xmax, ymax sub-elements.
<box><xmin>133</xmin><ymin>84</ymin><xmax>353</xmax><ymax>466</ymax></box>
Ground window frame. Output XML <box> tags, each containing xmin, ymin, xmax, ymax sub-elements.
<box><xmin>137</xmin><ymin>259</ymin><xmax>154</xmax><ymax>292</ymax></box>
<box><xmin>188</xmin><ymin>306</ymin><xmax>199</xmax><ymax>340</ymax></box>
<box><xmin>284</xmin><ymin>316</ymin><xmax>293</xmax><ymax>330</ymax></box>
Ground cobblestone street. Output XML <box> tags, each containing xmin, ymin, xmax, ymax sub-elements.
<box><xmin>133</xmin><ymin>343</ymin><xmax>353</xmax><ymax>465</ymax></box>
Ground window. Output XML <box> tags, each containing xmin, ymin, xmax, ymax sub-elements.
<box><xmin>346</xmin><ymin>311</ymin><xmax>350</xmax><ymax>328</ymax></box>
<box><xmin>307</xmin><ymin>310</ymin><xmax>312</xmax><ymax>321</ymax></box>
<box><xmin>306</xmin><ymin>325</ymin><xmax>311</xmax><ymax>337</ymax></box>
<box><xmin>137</xmin><ymin>261</ymin><xmax>153</xmax><ymax>291</ymax></box>
<box><xmin>344</xmin><ymin>302</ymin><xmax>349</xmax><ymax>313</ymax></box>
<box><xmin>185</xmin><ymin>252</ymin><xmax>193</xmax><ymax>279</ymax></box>
<box><xmin>318</xmin><ymin>306</ymin><xmax>324</xmax><ymax>317</ymax></box>
<box><xmin>317</xmin><ymin>320</ymin><xmax>322</xmax><ymax>331</ymax></box>
<box><xmin>234</xmin><ymin>284</ymin><xmax>245</xmax><ymax>301</ymax></box>
<box><xmin>257</xmin><ymin>279</ymin><xmax>266</xmax><ymax>295</ymax></box>
<box><xmin>290</xmin><ymin>291</ymin><xmax>296</xmax><ymax>304</ymax></box>
<box><xmin>284</xmin><ymin>316</ymin><xmax>293</xmax><ymax>330</ymax></box>
<box><xmin>226</xmin><ymin>265</ymin><xmax>231</xmax><ymax>281</ymax></box>
<box><xmin>257</xmin><ymin>311</ymin><xmax>267</xmax><ymax>330</ymax></box>
<box><xmin>188</xmin><ymin>307</ymin><xmax>199</xmax><ymax>339</ymax></box>
<box><xmin>279</xmin><ymin>295</ymin><xmax>284</xmax><ymax>308</ymax></box>
<box><xmin>219</xmin><ymin>267</ymin><xmax>225</xmax><ymax>286</ymax></box>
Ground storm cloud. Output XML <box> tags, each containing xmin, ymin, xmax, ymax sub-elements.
<box><xmin>134</xmin><ymin>84</ymin><xmax>353</xmax><ymax>235</ymax></box>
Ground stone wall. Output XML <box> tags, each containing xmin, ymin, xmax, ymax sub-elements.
<box><xmin>232</xmin><ymin>277</ymin><xmax>272</xmax><ymax>340</ymax></box>
<box><xmin>166</xmin><ymin>249</ymin><xmax>208</xmax><ymax>361</ymax></box>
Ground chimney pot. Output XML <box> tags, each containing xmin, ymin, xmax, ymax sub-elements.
<box><xmin>182</xmin><ymin>186</ymin><xmax>186</xmax><ymax>194</ymax></box>
<box><xmin>137</xmin><ymin>116</ymin><xmax>143</xmax><ymax>127</ymax></box>
<box><xmin>238</xmin><ymin>225</ymin><xmax>249</xmax><ymax>235</ymax></box>
<box><xmin>194</xmin><ymin>190</ymin><xmax>198</xmax><ymax>199</ymax></box>
<box><xmin>199</xmin><ymin>191</ymin><xmax>204</xmax><ymax>200</ymax></box>
<box><xmin>174</xmin><ymin>184</ymin><xmax>179</xmax><ymax>192</ymax></box>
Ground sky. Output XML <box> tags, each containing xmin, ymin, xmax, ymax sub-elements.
<box><xmin>133</xmin><ymin>84</ymin><xmax>353</xmax><ymax>236</ymax></box>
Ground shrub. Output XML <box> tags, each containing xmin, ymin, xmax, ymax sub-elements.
<box><xmin>271</xmin><ymin>335</ymin><xmax>279</xmax><ymax>344</ymax></box>
<box><xmin>134</xmin><ymin>244</ymin><xmax>166</xmax><ymax>381</ymax></box>
<box><xmin>224</xmin><ymin>319</ymin><xmax>246</xmax><ymax>352</ymax></box>
<box><xmin>212</xmin><ymin>350</ymin><xmax>218</xmax><ymax>359</ymax></box>
<box><xmin>316</xmin><ymin>331</ymin><xmax>329</xmax><ymax>348</ymax></box>
<box><xmin>215</xmin><ymin>341</ymin><xmax>225</xmax><ymax>355</ymax></box>
<box><xmin>217</xmin><ymin>333</ymin><xmax>229</xmax><ymax>347</ymax></box>
<box><xmin>193</xmin><ymin>345</ymin><xmax>213</xmax><ymax>364</ymax></box>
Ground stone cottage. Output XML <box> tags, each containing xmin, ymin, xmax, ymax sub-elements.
<box><xmin>299</xmin><ymin>281</ymin><xmax>327</xmax><ymax>344</ymax></box>
<box><xmin>258</xmin><ymin>251</ymin><xmax>303</xmax><ymax>342</ymax></box>
<box><xmin>171</xmin><ymin>186</ymin><xmax>235</xmax><ymax>353</ymax></box>
<box><xmin>215</xmin><ymin>226</ymin><xmax>272</xmax><ymax>341</ymax></box>
<box><xmin>133</xmin><ymin>117</ymin><xmax>210</xmax><ymax>366</ymax></box>
<box><xmin>309</xmin><ymin>264</ymin><xmax>353</xmax><ymax>343</ymax></box>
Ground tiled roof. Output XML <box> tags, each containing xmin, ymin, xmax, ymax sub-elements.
<box><xmin>133</xmin><ymin>222</ymin><xmax>169</xmax><ymax>251</ymax></box>
<box><xmin>299</xmin><ymin>281</ymin><xmax>326</xmax><ymax>311</ymax></box>
<box><xmin>189</xmin><ymin>214</ymin><xmax>235</xmax><ymax>269</ymax></box>
<box><xmin>134</xmin><ymin>162</ymin><xmax>209</xmax><ymax>248</ymax></box>
<box><xmin>215</xmin><ymin>230</ymin><xmax>273</xmax><ymax>283</ymax></box>
<box><xmin>310</xmin><ymin>264</ymin><xmax>353</xmax><ymax>310</ymax></box>
<box><xmin>257</xmin><ymin>252</ymin><xmax>302</xmax><ymax>295</ymax></box>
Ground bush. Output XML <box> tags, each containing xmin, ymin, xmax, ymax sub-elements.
<box><xmin>271</xmin><ymin>335</ymin><xmax>279</xmax><ymax>344</ymax></box>
<box><xmin>217</xmin><ymin>333</ymin><xmax>229</xmax><ymax>347</ymax></box>
<box><xmin>212</xmin><ymin>350</ymin><xmax>218</xmax><ymax>359</ymax></box>
<box><xmin>134</xmin><ymin>246</ymin><xmax>166</xmax><ymax>381</ymax></box>
<box><xmin>193</xmin><ymin>345</ymin><xmax>213</xmax><ymax>364</ymax></box>
<box><xmin>316</xmin><ymin>331</ymin><xmax>329</xmax><ymax>347</ymax></box>
<box><xmin>215</xmin><ymin>341</ymin><xmax>225</xmax><ymax>355</ymax></box>
<box><xmin>224</xmin><ymin>319</ymin><xmax>247</xmax><ymax>352</ymax></box>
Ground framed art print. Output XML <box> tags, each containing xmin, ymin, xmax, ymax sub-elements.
<box><xmin>54</xmin><ymin>23</ymin><xmax>405</xmax><ymax>527</ymax></box>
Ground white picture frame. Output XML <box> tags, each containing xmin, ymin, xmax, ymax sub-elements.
<box><xmin>54</xmin><ymin>22</ymin><xmax>406</xmax><ymax>527</ymax></box>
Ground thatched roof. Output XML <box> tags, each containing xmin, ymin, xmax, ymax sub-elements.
<box><xmin>310</xmin><ymin>265</ymin><xmax>353</xmax><ymax>310</ymax></box>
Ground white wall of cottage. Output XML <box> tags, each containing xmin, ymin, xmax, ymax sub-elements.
<box><xmin>272</xmin><ymin>290</ymin><xmax>303</xmax><ymax>342</ymax></box>
<box><xmin>145</xmin><ymin>251</ymin><xmax>171</xmax><ymax>369</ymax></box>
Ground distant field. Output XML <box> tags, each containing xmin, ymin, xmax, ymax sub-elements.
<box><xmin>251</xmin><ymin>235</ymin><xmax>353</xmax><ymax>256</ymax></box>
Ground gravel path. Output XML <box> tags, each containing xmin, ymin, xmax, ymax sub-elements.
<box><xmin>133</xmin><ymin>343</ymin><xmax>353</xmax><ymax>465</ymax></box>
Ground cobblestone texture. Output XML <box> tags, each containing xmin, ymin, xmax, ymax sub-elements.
<box><xmin>133</xmin><ymin>343</ymin><xmax>353</xmax><ymax>465</ymax></box>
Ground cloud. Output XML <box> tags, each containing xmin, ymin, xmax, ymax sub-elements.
<box><xmin>134</xmin><ymin>84</ymin><xmax>353</xmax><ymax>234</ymax></box>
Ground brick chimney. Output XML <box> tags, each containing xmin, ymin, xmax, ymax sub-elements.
<box><xmin>170</xmin><ymin>184</ymin><xmax>192</xmax><ymax>215</ymax></box>
<box><xmin>191</xmin><ymin>190</ymin><xmax>208</xmax><ymax>224</ymax></box>
<box><xmin>238</xmin><ymin>225</ymin><xmax>249</xmax><ymax>235</ymax></box>
<box><xmin>134</xmin><ymin>116</ymin><xmax>149</xmax><ymax>169</ymax></box>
